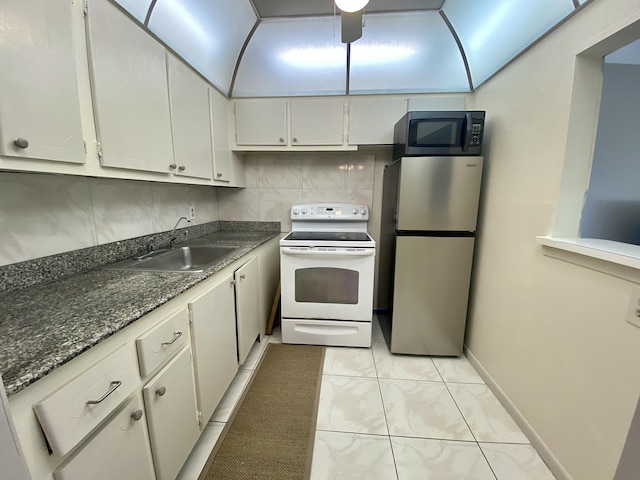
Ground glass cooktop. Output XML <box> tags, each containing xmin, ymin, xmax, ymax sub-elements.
<box><xmin>284</xmin><ymin>231</ymin><xmax>371</xmax><ymax>242</ymax></box>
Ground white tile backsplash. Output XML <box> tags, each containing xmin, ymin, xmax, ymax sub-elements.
<box><xmin>0</xmin><ymin>150</ymin><xmax>387</xmax><ymax>265</ymax></box>
<box><xmin>0</xmin><ymin>173</ymin><xmax>96</xmax><ymax>265</ymax></box>
<box><xmin>218</xmin><ymin>152</ymin><xmax>381</xmax><ymax>232</ymax></box>
<box><xmin>0</xmin><ymin>173</ymin><xmax>219</xmax><ymax>266</ymax></box>
<box><xmin>90</xmin><ymin>178</ymin><xmax>155</xmax><ymax>244</ymax></box>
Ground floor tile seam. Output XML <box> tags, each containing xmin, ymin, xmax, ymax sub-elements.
<box><xmin>322</xmin><ymin>373</ymin><xmax>380</xmax><ymax>381</ymax></box>
<box><xmin>476</xmin><ymin>440</ymin><xmax>532</xmax><ymax>446</ymax></box>
<box><xmin>443</xmin><ymin>379</ymin><xmax>486</xmax><ymax>385</ymax></box>
<box><xmin>315</xmin><ymin>428</ymin><xmax>391</xmax><ymax>438</ymax></box>
<box><xmin>387</xmin><ymin>434</ymin><xmax>479</xmax><ymax>444</ymax></box>
<box><xmin>442</xmin><ymin>381</ymin><xmax>480</xmax><ymax>443</ymax></box>
<box><xmin>377</xmin><ymin>376</ymin><xmax>444</xmax><ymax>383</ymax></box>
<box><xmin>321</xmin><ymin>372</ymin><xmax>378</xmax><ymax>379</ymax></box>
<box><xmin>442</xmin><ymin>381</ymin><xmax>500</xmax><ymax>480</ymax></box>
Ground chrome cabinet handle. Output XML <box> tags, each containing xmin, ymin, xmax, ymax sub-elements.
<box><xmin>14</xmin><ymin>138</ymin><xmax>29</xmax><ymax>149</ymax></box>
<box><xmin>279</xmin><ymin>137</ymin><xmax>285</xmax><ymax>143</ymax></box>
<box><xmin>86</xmin><ymin>381</ymin><xmax>122</xmax><ymax>405</ymax></box>
<box><xmin>292</xmin><ymin>137</ymin><xmax>298</xmax><ymax>143</ymax></box>
<box><xmin>169</xmin><ymin>163</ymin><xmax>177</xmax><ymax>169</ymax></box>
<box><xmin>156</xmin><ymin>386</ymin><xmax>167</xmax><ymax>397</ymax></box>
<box><xmin>131</xmin><ymin>410</ymin><xmax>143</xmax><ymax>421</ymax></box>
<box><xmin>178</xmin><ymin>165</ymin><xmax>186</xmax><ymax>171</ymax></box>
<box><xmin>216</xmin><ymin>173</ymin><xmax>223</xmax><ymax>178</ymax></box>
<box><xmin>161</xmin><ymin>331</ymin><xmax>182</xmax><ymax>345</ymax></box>
<box><xmin>230</xmin><ymin>279</ymin><xmax>236</xmax><ymax>286</ymax></box>
<box><xmin>240</xmin><ymin>274</ymin><xmax>246</xmax><ymax>280</ymax></box>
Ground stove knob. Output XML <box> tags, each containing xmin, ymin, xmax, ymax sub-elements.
<box><xmin>352</xmin><ymin>208</ymin><xmax>358</xmax><ymax>214</ymax></box>
<box><xmin>360</xmin><ymin>207</ymin><xmax>366</xmax><ymax>215</ymax></box>
<box><xmin>301</xmin><ymin>207</ymin><xmax>308</xmax><ymax>214</ymax></box>
<box><xmin>292</xmin><ymin>207</ymin><xmax>299</xmax><ymax>215</ymax></box>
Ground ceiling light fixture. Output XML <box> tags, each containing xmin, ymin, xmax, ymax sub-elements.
<box><xmin>335</xmin><ymin>0</ymin><xmax>369</xmax><ymax>43</ymax></box>
<box><xmin>334</xmin><ymin>0</ymin><xmax>369</xmax><ymax>13</ymax></box>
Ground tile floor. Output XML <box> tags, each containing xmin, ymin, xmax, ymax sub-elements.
<box><xmin>177</xmin><ymin>317</ymin><xmax>556</xmax><ymax>480</ymax></box>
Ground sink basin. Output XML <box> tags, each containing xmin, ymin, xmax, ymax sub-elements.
<box><xmin>104</xmin><ymin>245</ymin><xmax>239</xmax><ymax>272</ymax></box>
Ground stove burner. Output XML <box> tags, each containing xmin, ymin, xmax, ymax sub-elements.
<box><xmin>284</xmin><ymin>231</ymin><xmax>371</xmax><ymax>242</ymax></box>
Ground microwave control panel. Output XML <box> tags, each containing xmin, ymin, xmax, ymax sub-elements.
<box><xmin>470</xmin><ymin>123</ymin><xmax>483</xmax><ymax>146</ymax></box>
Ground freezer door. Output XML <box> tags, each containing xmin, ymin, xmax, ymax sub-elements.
<box><xmin>390</xmin><ymin>236</ymin><xmax>475</xmax><ymax>356</ymax></box>
<box><xmin>397</xmin><ymin>156</ymin><xmax>483</xmax><ymax>232</ymax></box>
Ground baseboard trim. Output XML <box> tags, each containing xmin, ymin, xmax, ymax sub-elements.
<box><xmin>464</xmin><ymin>347</ymin><xmax>573</xmax><ymax>480</ymax></box>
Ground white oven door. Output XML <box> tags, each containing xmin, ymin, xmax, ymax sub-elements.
<box><xmin>280</xmin><ymin>247</ymin><xmax>375</xmax><ymax>321</ymax></box>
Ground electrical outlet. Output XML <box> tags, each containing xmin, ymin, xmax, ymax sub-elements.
<box><xmin>626</xmin><ymin>285</ymin><xmax>640</xmax><ymax>328</ymax></box>
<box><xmin>189</xmin><ymin>206</ymin><xmax>196</xmax><ymax>220</ymax></box>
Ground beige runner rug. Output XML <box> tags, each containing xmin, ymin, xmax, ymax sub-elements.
<box><xmin>199</xmin><ymin>343</ymin><xmax>325</xmax><ymax>480</ymax></box>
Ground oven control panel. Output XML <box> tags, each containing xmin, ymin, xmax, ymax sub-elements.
<box><xmin>290</xmin><ymin>203</ymin><xmax>369</xmax><ymax>220</ymax></box>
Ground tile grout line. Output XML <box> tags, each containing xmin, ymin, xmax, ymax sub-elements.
<box><xmin>442</xmin><ymin>380</ymin><xmax>499</xmax><ymax>480</ymax></box>
<box><xmin>371</xmin><ymin>344</ymin><xmax>401</xmax><ymax>480</ymax></box>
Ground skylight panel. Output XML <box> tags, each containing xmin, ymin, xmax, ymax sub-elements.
<box><xmin>148</xmin><ymin>0</ymin><xmax>257</xmax><ymax>94</ymax></box>
<box><xmin>443</xmin><ymin>0</ymin><xmax>574</xmax><ymax>88</ymax></box>
<box><xmin>233</xmin><ymin>17</ymin><xmax>348</xmax><ymax>97</ymax></box>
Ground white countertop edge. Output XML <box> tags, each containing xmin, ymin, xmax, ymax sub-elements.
<box><xmin>536</xmin><ymin>236</ymin><xmax>640</xmax><ymax>280</ymax></box>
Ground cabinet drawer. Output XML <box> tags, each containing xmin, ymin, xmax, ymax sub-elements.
<box><xmin>54</xmin><ymin>396</ymin><xmax>155</xmax><ymax>480</ymax></box>
<box><xmin>33</xmin><ymin>344</ymin><xmax>139</xmax><ymax>457</ymax></box>
<box><xmin>136</xmin><ymin>307</ymin><xmax>189</xmax><ymax>377</ymax></box>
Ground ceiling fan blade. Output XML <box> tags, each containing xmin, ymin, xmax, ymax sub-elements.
<box><xmin>341</xmin><ymin>10</ymin><xmax>363</xmax><ymax>43</ymax></box>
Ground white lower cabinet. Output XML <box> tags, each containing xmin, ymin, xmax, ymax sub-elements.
<box><xmin>53</xmin><ymin>396</ymin><xmax>155</xmax><ymax>480</ymax></box>
<box><xmin>235</xmin><ymin>256</ymin><xmax>261</xmax><ymax>365</ymax></box>
<box><xmin>189</xmin><ymin>274</ymin><xmax>238</xmax><ymax>425</ymax></box>
<box><xmin>9</xmin><ymin>237</ymin><xmax>280</xmax><ymax>480</ymax></box>
<box><xmin>142</xmin><ymin>346</ymin><xmax>199</xmax><ymax>480</ymax></box>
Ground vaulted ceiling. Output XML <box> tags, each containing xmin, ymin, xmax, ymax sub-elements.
<box><xmin>112</xmin><ymin>0</ymin><xmax>591</xmax><ymax>98</ymax></box>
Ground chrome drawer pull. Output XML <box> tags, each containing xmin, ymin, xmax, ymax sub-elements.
<box><xmin>161</xmin><ymin>331</ymin><xmax>183</xmax><ymax>346</ymax></box>
<box><xmin>86</xmin><ymin>381</ymin><xmax>122</xmax><ymax>405</ymax></box>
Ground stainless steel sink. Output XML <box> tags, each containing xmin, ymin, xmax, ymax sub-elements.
<box><xmin>103</xmin><ymin>245</ymin><xmax>239</xmax><ymax>272</ymax></box>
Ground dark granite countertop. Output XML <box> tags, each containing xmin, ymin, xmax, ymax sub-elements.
<box><xmin>0</xmin><ymin>228</ymin><xmax>281</xmax><ymax>397</ymax></box>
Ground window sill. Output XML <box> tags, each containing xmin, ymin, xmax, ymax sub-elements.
<box><xmin>536</xmin><ymin>236</ymin><xmax>640</xmax><ymax>283</ymax></box>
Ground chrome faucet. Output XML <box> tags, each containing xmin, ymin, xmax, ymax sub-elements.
<box><xmin>142</xmin><ymin>216</ymin><xmax>191</xmax><ymax>256</ymax></box>
<box><xmin>164</xmin><ymin>216</ymin><xmax>190</xmax><ymax>248</ymax></box>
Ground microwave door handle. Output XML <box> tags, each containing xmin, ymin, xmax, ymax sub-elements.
<box><xmin>461</xmin><ymin>112</ymin><xmax>472</xmax><ymax>152</ymax></box>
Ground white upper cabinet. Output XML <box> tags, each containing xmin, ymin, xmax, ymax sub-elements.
<box><xmin>347</xmin><ymin>98</ymin><xmax>407</xmax><ymax>145</ymax></box>
<box><xmin>235</xmin><ymin>99</ymin><xmax>288</xmax><ymax>146</ymax></box>
<box><xmin>233</xmin><ymin>98</ymin><xmax>352</xmax><ymax>150</ymax></box>
<box><xmin>166</xmin><ymin>54</ymin><xmax>213</xmax><ymax>180</ymax></box>
<box><xmin>0</xmin><ymin>0</ymin><xmax>85</xmax><ymax>164</ymax></box>
<box><xmin>209</xmin><ymin>88</ymin><xmax>232</xmax><ymax>182</ymax></box>
<box><xmin>289</xmin><ymin>98</ymin><xmax>344</xmax><ymax>146</ymax></box>
<box><xmin>86</xmin><ymin>0</ymin><xmax>173</xmax><ymax>174</ymax></box>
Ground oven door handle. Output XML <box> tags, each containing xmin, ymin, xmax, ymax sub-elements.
<box><xmin>281</xmin><ymin>248</ymin><xmax>375</xmax><ymax>257</ymax></box>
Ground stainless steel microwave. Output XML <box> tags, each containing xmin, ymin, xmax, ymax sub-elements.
<box><xmin>393</xmin><ymin>111</ymin><xmax>485</xmax><ymax>159</ymax></box>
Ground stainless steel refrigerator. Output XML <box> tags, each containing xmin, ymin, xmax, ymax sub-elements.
<box><xmin>378</xmin><ymin>155</ymin><xmax>483</xmax><ymax>356</ymax></box>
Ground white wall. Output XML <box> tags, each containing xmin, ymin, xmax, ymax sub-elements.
<box><xmin>467</xmin><ymin>1</ymin><xmax>640</xmax><ymax>479</ymax></box>
<box><xmin>0</xmin><ymin>172</ymin><xmax>219</xmax><ymax>266</ymax></box>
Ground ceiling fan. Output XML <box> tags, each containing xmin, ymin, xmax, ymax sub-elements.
<box><xmin>335</xmin><ymin>0</ymin><xmax>369</xmax><ymax>43</ymax></box>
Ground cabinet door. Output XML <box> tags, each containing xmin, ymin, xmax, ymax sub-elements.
<box><xmin>235</xmin><ymin>256</ymin><xmax>261</xmax><ymax>365</ymax></box>
<box><xmin>0</xmin><ymin>0</ymin><xmax>84</xmax><ymax>164</ymax></box>
<box><xmin>235</xmin><ymin>100</ymin><xmax>287</xmax><ymax>146</ymax></box>
<box><xmin>290</xmin><ymin>98</ymin><xmax>344</xmax><ymax>146</ymax></box>
<box><xmin>54</xmin><ymin>396</ymin><xmax>155</xmax><ymax>480</ymax></box>
<box><xmin>167</xmin><ymin>54</ymin><xmax>213</xmax><ymax>180</ymax></box>
<box><xmin>210</xmin><ymin>88</ymin><xmax>232</xmax><ymax>182</ymax></box>
<box><xmin>348</xmin><ymin>98</ymin><xmax>407</xmax><ymax>145</ymax></box>
<box><xmin>143</xmin><ymin>346</ymin><xmax>199</xmax><ymax>480</ymax></box>
<box><xmin>189</xmin><ymin>274</ymin><xmax>238</xmax><ymax>424</ymax></box>
<box><xmin>86</xmin><ymin>0</ymin><xmax>173</xmax><ymax>174</ymax></box>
